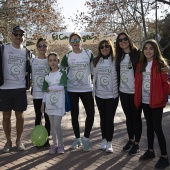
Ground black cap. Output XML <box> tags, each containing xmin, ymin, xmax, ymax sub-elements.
<box><xmin>12</xmin><ymin>26</ymin><xmax>25</xmax><ymax>33</ymax></box>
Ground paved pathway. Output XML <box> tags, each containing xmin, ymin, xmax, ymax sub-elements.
<box><xmin>0</xmin><ymin>91</ymin><xmax>170</xmax><ymax>170</ymax></box>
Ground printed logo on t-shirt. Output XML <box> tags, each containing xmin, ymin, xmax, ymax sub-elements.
<box><xmin>68</xmin><ymin>60</ymin><xmax>89</xmax><ymax>85</ymax></box>
<box><xmin>47</xmin><ymin>93</ymin><xmax>61</xmax><ymax>110</ymax></box>
<box><xmin>100</xmin><ymin>76</ymin><xmax>109</xmax><ymax>90</ymax></box>
<box><xmin>36</xmin><ymin>76</ymin><xmax>45</xmax><ymax>90</ymax></box>
<box><xmin>120</xmin><ymin>63</ymin><xmax>134</xmax><ymax>92</ymax></box>
<box><xmin>76</xmin><ymin>71</ymin><xmax>84</xmax><ymax>84</ymax></box>
<box><xmin>142</xmin><ymin>72</ymin><xmax>150</xmax><ymax>103</ymax></box>
<box><xmin>8</xmin><ymin>54</ymin><xmax>26</xmax><ymax>81</ymax></box>
<box><xmin>10</xmin><ymin>65</ymin><xmax>20</xmax><ymax>80</ymax></box>
<box><xmin>32</xmin><ymin>65</ymin><xmax>49</xmax><ymax>91</ymax></box>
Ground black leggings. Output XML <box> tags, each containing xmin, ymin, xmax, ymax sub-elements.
<box><xmin>95</xmin><ymin>96</ymin><xmax>119</xmax><ymax>142</ymax></box>
<box><xmin>33</xmin><ymin>99</ymin><xmax>50</xmax><ymax>136</ymax></box>
<box><xmin>119</xmin><ymin>92</ymin><xmax>142</xmax><ymax>143</ymax></box>
<box><xmin>68</xmin><ymin>92</ymin><xmax>95</xmax><ymax>138</ymax></box>
<box><xmin>142</xmin><ymin>103</ymin><xmax>167</xmax><ymax>155</ymax></box>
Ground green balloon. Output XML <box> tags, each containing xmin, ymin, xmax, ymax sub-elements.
<box><xmin>30</xmin><ymin>125</ymin><xmax>48</xmax><ymax>146</ymax></box>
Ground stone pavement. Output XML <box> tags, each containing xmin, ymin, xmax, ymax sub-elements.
<box><xmin>0</xmin><ymin>91</ymin><xmax>170</xmax><ymax>170</ymax></box>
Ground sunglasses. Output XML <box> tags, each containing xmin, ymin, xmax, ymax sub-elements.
<box><xmin>13</xmin><ymin>33</ymin><xmax>24</xmax><ymax>37</ymax></box>
<box><xmin>118</xmin><ymin>37</ymin><xmax>128</xmax><ymax>43</ymax></box>
<box><xmin>100</xmin><ymin>44</ymin><xmax>110</xmax><ymax>49</ymax></box>
<box><xmin>70</xmin><ymin>38</ymin><xmax>81</xmax><ymax>43</ymax></box>
<box><xmin>38</xmin><ymin>44</ymin><xmax>47</xmax><ymax>48</ymax></box>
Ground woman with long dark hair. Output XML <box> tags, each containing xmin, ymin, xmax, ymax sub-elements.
<box><xmin>115</xmin><ymin>32</ymin><xmax>142</xmax><ymax>155</ymax></box>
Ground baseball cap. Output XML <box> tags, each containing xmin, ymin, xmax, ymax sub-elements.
<box><xmin>12</xmin><ymin>26</ymin><xmax>25</xmax><ymax>33</ymax></box>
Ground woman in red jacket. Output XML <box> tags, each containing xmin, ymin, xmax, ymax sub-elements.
<box><xmin>134</xmin><ymin>39</ymin><xmax>169</xmax><ymax>169</ymax></box>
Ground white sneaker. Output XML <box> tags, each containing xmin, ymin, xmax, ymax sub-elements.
<box><xmin>82</xmin><ymin>137</ymin><xmax>91</xmax><ymax>151</ymax></box>
<box><xmin>99</xmin><ymin>139</ymin><xmax>107</xmax><ymax>150</ymax></box>
<box><xmin>71</xmin><ymin>138</ymin><xmax>82</xmax><ymax>149</ymax></box>
<box><xmin>106</xmin><ymin>142</ymin><xmax>113</xmax><ymax>153</ymax></box>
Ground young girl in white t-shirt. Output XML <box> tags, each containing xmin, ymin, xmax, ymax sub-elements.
<box><xmin>41</xmin><ymin>52</ymin><xmax>67</xmax><ymax>154</ymax></box>
<box><xmin>134</xmin><ymin>39</ymin><xmax>169</xmax><ymax>169</ymax></box>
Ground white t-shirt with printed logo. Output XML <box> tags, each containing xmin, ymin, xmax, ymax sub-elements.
<box><xmin>0</xmin><ymin>44</ymin><xmax>26</xmax><ymax>89</ymax></box>
<box><xmin>67</xmin><ymin>49</ymin><xmax>92</xmax><ymax>92</ymax></box>
<box><xmin>142</xmin><ymin>61</ymin><xmax>152</xmax><ymax>104</ymax></box>
<box><xmin>119</xmin><ymin>54</ymin><xmax>134</xmax><ymax>93</ymax></box>
<box><xmin>44</xmin><ymin>71</ymin><xmax>65</xmax><ymax>116</ymax></box>
<box><xmin>95</xmin><ymin>58</ymin><xmax>113</xmax><ymax>98</ymax></box>
<box><xmin>30</xmin><ymin>57</ymin><xmax>50</xmax><ymax>99</ymax></box>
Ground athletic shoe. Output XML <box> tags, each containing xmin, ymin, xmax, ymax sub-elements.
<box><xmin>35</xmin><ymin>146</ymin><xmax>44</xmax><ymax>149</ymax></box>
<box><xmin>129</xmin><ymin>144</ymin><xmax>140</xmax><ymax>155</ymax></box>
<box><xmin>57</xmin><ymin>144</ymin><xmax>64</xmax><ymax>154</ymax></box>
<box><xmin>123</xmin><ymin>140</ymin><xmax>134</xmax><ymax>151</ymax></box>
<box><xmin>71</xmin><ymin>138</ymin><xmax>82</xmax><ymax>149</ymax></box>
<box><xmin>44</xmin><ymin>139</ymin><xmax>50</xmax><ymax>149</ymax></box>
<box><xmin>2</xmin><ymin>141</ymin><xmax>12</xmax><ymax>153</ymax></box>
<box><xmin>106</xmin><ymin>142</ymin><xmax>113</xmax><ymax>153</ymax></box>
<box><xmin>82</xmin><ymin>137</ymin><xmax>91</xmax><ymax>151</ymax></box>
<box><xmin>99</xmin><ymin>139</ymin><xmax>107</xmax><ymax>150</ymax></box>
<box><xmin>155</xmin><ymin>156</ymin><xmax>170</xmax><ymax>169</ymax></box>
<box><xmin>48</xmin><ymin>144</ymin><xmax>58</xmax><ymax>154</ymax></box>
<box><xmin>139</xmin><ymin>150</ymin><xmax>155</xmax><ymax>160</ymax></box>
<box><xmin>16</xmin><ymin>140</ymin><xmax>25</xmax><ymax>151</ymax></box>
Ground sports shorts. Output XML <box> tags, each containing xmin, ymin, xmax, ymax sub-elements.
<box><xmin>0</xmin><ymin>88</ymin><xmax>27</xmax><ymax>112</ymax></box>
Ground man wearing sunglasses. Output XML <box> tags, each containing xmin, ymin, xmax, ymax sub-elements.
<box><xmin>0</xmin><ymin>26</ymin><xmax>30</xmax><ymax>152</ymax></box>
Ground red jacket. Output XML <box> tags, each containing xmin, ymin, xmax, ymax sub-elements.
<box><xmin>134</xmin><ymin>60</ymin><xmax>169</xmax><ymax>108</ymax></box>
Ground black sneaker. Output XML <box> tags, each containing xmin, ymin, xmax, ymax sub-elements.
<box><xmin>43</xmin><ymin>139</ymin><xmax>50</xmax><ymax>149</ymax></box>
<box><xmin>123</xmin><ymin>140</ymin><xmax>134</xmax><ymax>151</ymax></box>
<box><xmin>35</xmin><ymin>146</ymin><xmax>44</xmax><ymax>149</ymax></box>
<box><xmin>140</xmin><ymin>150</ymin><xmax>155</xmax><ymax>160</ymax></box>
<box><xmin>129</xmin><ymin>144</ymin><xmax>140</xmax><ymax>155</ymax></box>
<box><xmin>155</xmin><ymin>156</ymin><xmax>169</xmax><ymax>169</ymax></box>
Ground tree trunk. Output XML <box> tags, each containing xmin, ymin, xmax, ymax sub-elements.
<box><xmin>140</xmin><ymin>0</ymin><xmax>148</xmax><ymax>39</ymax></box>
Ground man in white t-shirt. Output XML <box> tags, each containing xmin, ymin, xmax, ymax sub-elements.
<box><xmin>0</xmin><ymin>26</ymin><xmax>29</xmax><ymax>152</ymax></box>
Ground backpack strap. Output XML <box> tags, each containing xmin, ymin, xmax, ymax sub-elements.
<box><xmin>64</xmin><ymin>51</ymin><xmax>72</xmax><ymax>74</ymax></box>
<box><xmin>84</xmin><ymin>49</ymin><xmax>90</xmax><ymax>58</ymax></box>
<box><xmin>84</xmin><ymin>48</ymin><xmax>94</xmax><ymax>62</ymax></box>
<box><xmin>0</xmin><ymin>44</ymin><xmax>4</xmax><ymax>57</ymax></box>
<box><xmin>59</xmin><ymin>69</ymin><xmax>67</xmax><ymax>89</ymax></box>
<box><xmin>0</xmin><ymin>45</ymin><xmax>4</xmax><ymax>85</ymax></box>
<box><xmin>25</xmin><ymin>48</ymin><xmax>31</xmax><ymax>90</ymax></box>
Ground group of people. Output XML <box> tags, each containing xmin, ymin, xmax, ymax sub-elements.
<box><xmin>0</xmin><ymin>26</ymin><xmax>169</xmax><ymax>169</ymax></box>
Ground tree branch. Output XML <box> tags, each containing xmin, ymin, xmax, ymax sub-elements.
<box><xmin>157</xmin><ymin>0</ymin><xmax>170</xmax><ymax>5</ymax></box>
<box><xmin>162</xmin><ymin>40</ymin><xmax>170</xmax><ymax>52</ymax></box>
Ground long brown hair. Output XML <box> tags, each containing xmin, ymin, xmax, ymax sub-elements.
<box><xmin>115</xmin><ymin>32</ymin><xmax>138</xmax><ymax>66</ymax></box>
<box><xmin>93</xmin><ymin>39</ymin><xmax>115</xmax><ymax>67</ymax></box>
<box><xmin>139</xmin><ymin>39</ymin><xmax>167</xmax><ymax>72</ymax></box>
